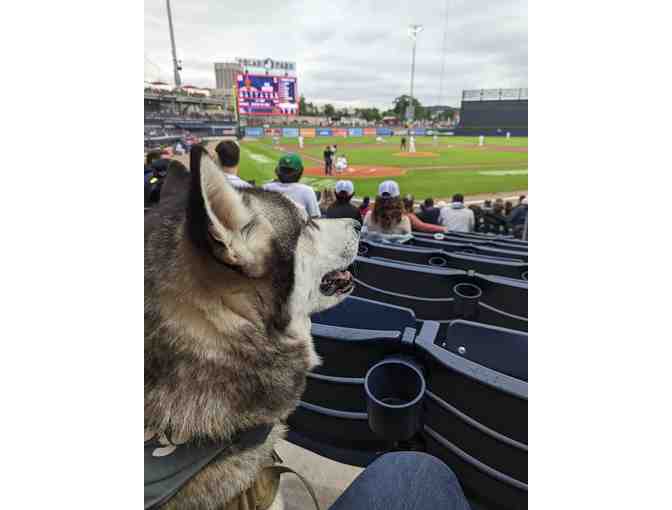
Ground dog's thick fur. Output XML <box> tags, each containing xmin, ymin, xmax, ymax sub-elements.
<box><xmin>145</xmin><ymin>146</ymin><xmax>359</xmax><ymax>509</ymax></box>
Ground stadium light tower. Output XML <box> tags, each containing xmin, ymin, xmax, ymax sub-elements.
<box><xmin>407</xmin><ymin>24</ymin><xmax>424</xmax><ymax>121</ymax></box>
<box><xmin>166</xmin><ymin>0</ymin><xmax>182</xmax><ymax>87</ymax></box>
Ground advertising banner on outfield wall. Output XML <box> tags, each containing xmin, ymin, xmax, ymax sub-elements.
<box><xmin>348</xmin><ymin>128</ymin><xmax>363</xmax><ymax>137</ymax></box>
<box><xmin>364</xmin><ymin>128</ymin><xmax>377</xmax><ymax>136</ymax></box>
<box><xmin>300</xmin><ymin>128</ymin><xmax>316</xmax><ymax>138</ymax></box>
<box><xmin>282</xmin><ymin>127</ymin><xmax>300</xmax><ymax>137</ymax></box>
<box><xmin>376</xmin><ymin>127</ymin><xmax>393</xmax><ymax>136</ymax></box>
<box><xmin>316</xmin><ymin>128</ymin><xmax>332</xmax><ymax>136</ymax></box>
<box><xmin>266</xmin><ymin>128</ymin><xmax>282</xmax><ymax>137</ymax></box>
<box><xmin>410</xmin><ymin>128</ymin><xmax>427</xmax><ymax>136</ymax></box>
<box><xmin>332</xmin><ymin>128</ymin><xmax>348</xmax><ymax>137</ymax></box>
<box><xmin>244</xmin><ymin>127</ymin><xmax>264</xmax><ymax>137</ymax></box>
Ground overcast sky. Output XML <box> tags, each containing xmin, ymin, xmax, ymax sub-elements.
<box><xmin>144</xmin><ymin>0</ymin><xmax>527</xmax><ymax>109</ymax></box>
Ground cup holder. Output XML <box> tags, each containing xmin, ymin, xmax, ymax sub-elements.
<box><xmin>521</xmin><ymin>271</ymin><xmax>528</xmax><ymax>281</ymax></box>
<box><xmin>365</xmin><ymin>358</ymin><xmax>426</xmax><ymax>442</ymax></box>
<box><xmin>428</xmin><ymin>256</ymin><xmax>447</xmax><ymax>267</ymax></box>
<box><xmin>453</xmin><ymin>282</ymin><xmax>482</xmax><ymax>319</ymax></box>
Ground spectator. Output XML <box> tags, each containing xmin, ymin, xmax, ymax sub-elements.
<box><xmin>508</xmin><ymin>197</ymin><xmax>528</xmax><ymax>239</ymax></box>
<box><xmin>417</xmin><ymin>198</ymin><xmax>441</xmax><ymax>225</ymax></box>
<box><xmin>359</xmin><ymin>196</ymin><xmax>371</xmax><ymax>218</ymax></box>
<box><xmin>326</xmin><ymin>180</ymin><xmax>362</xmax><ymax>222</ymax></box>
<box><xmin>362</xmin><ymin>181</ymin><xmax>412</xmax><ymax>240</ymax></box>
<box><xmin>483</xmin><ymin>199</ymin><xmax>507</xmax><ymax>234</ymax></box>
<box><xmin>403</xmin><ymin>195</ymin><xmax>447</xmax><ymax>233</ymax></box>
<box><xmin>212</xmin><ymin>140</ymin><xmax>251</xmax><ymax>189</ymax></box>
<box><xmin>439</xmin><ymin>193</ymin><xmax>475</xmax><ymax>232</ymax></box>
<box><xmin>145</xmin><ymin>150</ymin><xmax>169</xmax><ymax>205</ymax></box>
<box><xmin>319</xmin><ymin>187</ymin><xmax>336</xmax><ymax>215</ymax></box>
<box><xmin>263</xmin><ymin>153</ymin><xmax>321</xmax><ymax>218</ymax></box>
<box><xmin>504</xmin><ymin>200</ymin><xmax>514</xmax><ymax>217</ymax></box>
<box><xmin>469</xmin><ymin>205</ymin><xmax>485</xmax><ymax>233</ymax></box>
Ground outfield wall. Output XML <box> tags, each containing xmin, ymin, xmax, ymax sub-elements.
<box><xmin>244</xmin><ymin>126</ymin><xmax>397</xmax><ymax>137</ymax></box>
<box><xmin>243</xmin><ymin>126</ymin><xmax>527</xmax><ymax>138</ymax></box>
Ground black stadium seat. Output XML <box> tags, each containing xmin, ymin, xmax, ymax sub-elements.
<box><xmin>414</xmin><ymin>231</ymin><xmax>528</xmax><ymax>251</ymax></box>
<box><xmin>351</xmin><ymin>257</ymin><xmax>528</xmax><ymax>331</ymax></box>
<box><xmin>358</xmin><ymin>239</ymin><xmax>528</xmax><ymax>280</ymax></box>
<box><xmin>287</xmin><ymin>297</ymin><xmax>528</xmax><ymax>510</ymax></box>
<box><xmin>411</xmin><ymin>237</ymin><xmax>528</xmax><ymax>262</ymax></box>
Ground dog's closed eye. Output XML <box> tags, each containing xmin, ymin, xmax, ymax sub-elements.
<box><xmin>240</xmin><ymin>218</ymin><xmax>258</xmax><ymax>239</ymax></box>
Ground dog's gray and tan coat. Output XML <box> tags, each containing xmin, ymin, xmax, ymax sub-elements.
<box><xmin>145</xmin><ymin>145</ymin><xmax>359</xmax><ymax>509</ymax></box>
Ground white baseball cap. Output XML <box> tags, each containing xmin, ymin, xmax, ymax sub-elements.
<box><xmin>378</xmin><ymin>180</ymin><xmax>400</xmax><ymax>198</ymax></box>
<box><xmin>335</xmin><ymin>180</ymin><xmax>354</xmax><ymax>195</ymax></box>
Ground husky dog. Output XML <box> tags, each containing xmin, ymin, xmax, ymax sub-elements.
<box><xmin>145</xmin><ymin>146</ymin><xmax>360</xmax><ymax>509</ymax></box>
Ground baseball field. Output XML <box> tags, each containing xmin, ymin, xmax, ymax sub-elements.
<box><xmin>235</xmin><ymin>135</ymin><xmax>528</xmax><ymax>201</ymax></box>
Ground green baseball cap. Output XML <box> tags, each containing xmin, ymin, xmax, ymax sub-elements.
<box><xmin>277</xmin><ymin>153</ymin><xmax>304</xmax><ymax>172</ymax></box>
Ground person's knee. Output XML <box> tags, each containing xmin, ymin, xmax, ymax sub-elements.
<box><xmin>330</xmin><ymin>452</ymin><xmax>467</xmax><ymax>510</ymax></box>
<box><xmin>374</xmin><ymin>451</ymin><xmax>459</xmax><ymax>483</ymax></box>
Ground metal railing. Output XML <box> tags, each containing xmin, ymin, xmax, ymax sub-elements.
<box><xmin>462</xmin><ymin>88</ymin><xmax>528</xmax><ymax>102</ymax></box>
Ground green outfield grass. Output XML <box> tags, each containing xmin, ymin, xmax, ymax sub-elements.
<box><xmin>237</xmin><ymin>135</ymin><xmax>528</xmax><ymax>199</ymax></box>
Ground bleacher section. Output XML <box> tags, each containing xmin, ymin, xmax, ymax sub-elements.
<box><xmin>288</xmin><ymin>231</ymin><xmax>528</xmax><ymax>510</ymax></box>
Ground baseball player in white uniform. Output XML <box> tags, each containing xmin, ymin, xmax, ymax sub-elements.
<box><xmin>408</xmin><ymin>135</ymin><xmax>416</xmax><ymax>153</ymax></box>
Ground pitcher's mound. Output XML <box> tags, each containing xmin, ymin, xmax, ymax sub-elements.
<box><xmin>304</xmin><ymin>165</ymin><xmax>406</xmax><ymax>178</ymax></box>
<box><xmin>393</xmin><ymin>151</ymin><xmax>439</xmax><ymax>158</ymax></box>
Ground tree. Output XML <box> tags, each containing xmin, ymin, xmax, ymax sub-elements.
<box><xmin>356</xmin><ymin>108</ymin><xmax>382</xmax><ymax>122</ymax></box>
<box><xmin>392</xmin><ymin>95</ymin><xmax>423</xmax><ymax>120</ymax></box>
<box><xmin>323</xmin><ymin>104</ymin><xmax>336</xmax><ymax>117</ymax></box>
<box><xmin>435</xmin><ymin>108</ymin><xmax>457</xmax><ymax>122</ymax></box>
<box><xmin>299</xmin><ymin>95</ymin><xmax>307</xmax><ymax>115</ymax></box>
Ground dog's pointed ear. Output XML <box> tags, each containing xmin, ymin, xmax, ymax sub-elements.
<box><xmin>188</xmin><ymin>145</ymin><xmax>251</xmax><ymax>252</ymax></box>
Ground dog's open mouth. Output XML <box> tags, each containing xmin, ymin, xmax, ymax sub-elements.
<box><xmin>320</xmin><ymin>269</ymin><xmax>354</xmax><ymax>296</ymax></box>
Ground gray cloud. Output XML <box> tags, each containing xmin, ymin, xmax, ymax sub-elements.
<box><xmin>145</xmin><ymin>0</ymin><xmax>527</xmax><ymax>109</ymax></box>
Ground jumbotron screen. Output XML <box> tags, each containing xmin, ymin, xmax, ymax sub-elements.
<box><xmin>237</xmin><ymin>73</ymin><xmax>298</xmax><ymax>116</ymax></box>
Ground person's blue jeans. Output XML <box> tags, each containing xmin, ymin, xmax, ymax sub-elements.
<box><xmin>329</xmin><ymin>452</ymin><xmax>471</xmax><ymax>510</ymax></box>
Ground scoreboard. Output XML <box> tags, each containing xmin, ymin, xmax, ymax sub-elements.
<box><xmin>236</xmin><ymin>73</ymin><xmax>298</xmax><ymax>116</ymax></box>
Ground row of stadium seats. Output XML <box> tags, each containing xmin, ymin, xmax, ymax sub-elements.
<box><xmin>412</xmin><ymin>231</ymin><xmax>528</xmax><ymax>251</ymax></box>
<box><xmin>358</xmin><ymin>239</ymin><xmax>528</xmax><ymax>281</ymax></box>
<box><xmin>351</xmin><ymin>256</ymin><xmax>527</xmax><ymax>332</ymax></box>
<box><xmin>287</xmin><ymin>230</ymin><xmax>528</xmax><ymax>508</ymax></box>
<box><xmin>289</xmin><ymin>296</ymin><xmax>528</xmax><ymax>510</ymax></box>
